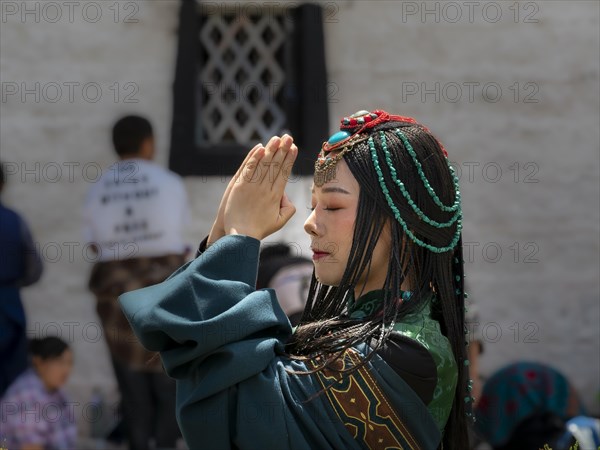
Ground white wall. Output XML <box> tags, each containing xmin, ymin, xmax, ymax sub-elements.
<box><xmin>1</xmin><ymin>1</ymin><xmax>598</xmax><ymax>435</ymax></box>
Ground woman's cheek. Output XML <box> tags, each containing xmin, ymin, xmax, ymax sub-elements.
<box><xmin>337</xmin><ymin>212</ymin><xmax>356</xmax><ymax>248</ymax></box>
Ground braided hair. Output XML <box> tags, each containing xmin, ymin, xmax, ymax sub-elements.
<box><xmin>286</xmin><ymin>118</ymin><xmax>469</xmax><ymax>447</ymax></box>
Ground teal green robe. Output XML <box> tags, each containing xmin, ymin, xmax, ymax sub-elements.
<box><xmin>119</xmin><ymin>235</ymin><xmax>445</xmax><ymax>449</ymax></box>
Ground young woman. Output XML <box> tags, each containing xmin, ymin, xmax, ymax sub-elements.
<box><xmin>119</xmin><ymin>110</ymin><xmax>470</xmax><ymax>449</ymax></box>
<box><xmin>0</xmin><ymin>337</ymin><xmax>76</xmax><ymax>450</ymax></box>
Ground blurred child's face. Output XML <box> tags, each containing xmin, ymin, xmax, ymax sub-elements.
<box><xmin>304</xmin><ymin>158</ymin><xmax>391</xmax><ymax>296</ymax></box>
<box><xmin>33</xmin><ymin>349</ymin><xmax>74</xmax><ymax>391</ymax></box>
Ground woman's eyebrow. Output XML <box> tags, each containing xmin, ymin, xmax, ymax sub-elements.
<box><xmin>323</xmin><ymin>187</ymin><xmax>350</xmax><ymax>194</ymax></box>
<box><xmin>311</xmin><ymin>186</ymin><xmax>351</xmax><ymax>195</ymax></box>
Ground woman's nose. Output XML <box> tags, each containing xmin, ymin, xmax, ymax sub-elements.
<box><xmin>304</xmin><ymin>210</ymin><xmax>319</xmax><ymax>237</ymax></box>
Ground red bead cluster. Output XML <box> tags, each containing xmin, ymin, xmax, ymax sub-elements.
<box><xmin>329</xmin><ymin>109</ymin><xmax>449</xmax><ymax>158</ymax></box>
<box><xmin>340</xmin><ymin>110</ymin><xmax>418</xmax><ymax>133</ymax></box>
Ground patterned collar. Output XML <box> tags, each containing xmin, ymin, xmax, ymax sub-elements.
<box><xmin>347</xmin><ymin>289</ymin><xmax>416</xmax><ymax>319</ymax></box>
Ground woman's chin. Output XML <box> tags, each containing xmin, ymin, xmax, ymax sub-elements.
<box><xmin>315</xmin><ymin>272</ymin><xmax>341</xmax><ymax>287</ymax></box>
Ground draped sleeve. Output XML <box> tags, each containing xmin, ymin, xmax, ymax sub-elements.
<box><xmin>119</xmin><ymin>235</ymin><xmax>441</xmax><ymax>450</ymax></box>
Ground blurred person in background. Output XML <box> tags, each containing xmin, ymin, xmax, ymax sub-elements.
<box><xmin>474</xmin><ymin>361</ymin><xmax>587</xmax><ymax>449</ymax></box>
<box><xmin>256</xmin><ymin>243</ymin><xmax>313</xmax><ymax>326</ymax></box>
<box><xmin>0</xmin><ymin>162</ymin><xmax>44</xmax><ymax>398</ymax></box>
<box><xmin>82</xmin><ymin>115</ymin><xmax>188</xmax><ymax>450</ymax></box>
<box><xmin>0</xmin><ymin>337</ymin><xmax>76</xmax><ymax>450</ymax></box>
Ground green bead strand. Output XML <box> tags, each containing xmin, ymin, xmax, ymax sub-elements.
<box><xmin>379</xmin><ymin>132</ymin><xmax>460</xmax><ymax>228</ymax></box>
<box><xmin>394</xmin><ymin>129</ymin><xmax>461</xmax><ymax>213</ymax></box>
<box><xmin>369</xmin><ymin>136</ymin><xmax>462</xmax><ymax>253</ymax></box>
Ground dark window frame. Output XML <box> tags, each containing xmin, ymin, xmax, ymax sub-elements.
<box><xmin>169</xmin><ymin>1</ymin><xmax>329</xmax><ymax>177</ymax></box>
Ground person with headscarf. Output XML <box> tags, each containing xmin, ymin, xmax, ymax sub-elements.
<box><xmin>474</xmin><ymin>361</ymin><xmax>588</xmax><ymax>450</ymax></box>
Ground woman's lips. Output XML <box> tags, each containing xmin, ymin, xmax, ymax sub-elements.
<box><xmin>312</xmin><ymin>251</ymin><xmax>330</xmax><ymax>261</ymax></box>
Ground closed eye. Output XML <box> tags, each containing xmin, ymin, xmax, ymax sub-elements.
<box><xmin>306</xmin><ymin>206</ymin><xmax>341</xmax><ymax>212</ymax></box>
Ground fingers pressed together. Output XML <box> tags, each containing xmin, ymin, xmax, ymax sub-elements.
<box><xmin>241</xmin><ymin>134</ymin><xmax>297</xmax><ymax>190</ymax></box>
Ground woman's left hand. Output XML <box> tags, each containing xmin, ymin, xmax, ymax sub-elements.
<box><xmin>223</xmin><ymin>134</ymin><xmax>298</xmax><ymax>241</ymax></box>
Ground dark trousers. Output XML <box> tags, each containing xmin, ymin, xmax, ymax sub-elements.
<box><xmin>112</xmin><ymin>358</ymin><xmax>181</xmax><ymax>450</ymax></box>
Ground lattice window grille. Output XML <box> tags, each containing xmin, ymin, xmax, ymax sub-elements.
<box><xmin>197</xmin><ymin>12</ymin><xmax>290</xmax><ymax>146</ymax></box>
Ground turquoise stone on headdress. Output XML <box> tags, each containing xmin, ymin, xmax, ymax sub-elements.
<box><xmin>315</xmin><ymin>111</ymin><xmax>374</xmax><ymax>186</ymax></box>
<box><xmin>326</xmin><ymin>109</ymin><xmax>373</xmax><ymax>148</ymax></box>
<box><xmin>327</xmin><ymin>130</ymin><xmax>351</xmax><ymax>145</ymax></box>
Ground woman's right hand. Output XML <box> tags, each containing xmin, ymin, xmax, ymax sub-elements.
<box><xmin>223</xmin><ymin>134</ymin><xmax>297</xmax><ymax>240</ymax></box>
<box><xmin>207</xmin><ymin>142</ymin><xmax>264</xmax><ymax>246</ymax></box>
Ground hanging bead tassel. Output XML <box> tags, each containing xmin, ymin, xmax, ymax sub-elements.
<box><xmin>369</xmin><ymin>135</ymin><xmax>462</xmax><ymax>253</ymax></box>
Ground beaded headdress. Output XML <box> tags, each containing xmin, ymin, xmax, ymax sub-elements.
<box><xmin>314</xmin><ymin>110</ymin><xmax>449</xmax><ymax>186</ymax></box>
<box><xmin>314</xmin><ymin>109</ymin><xmax>460</xmax><ymax>254</ymax></box>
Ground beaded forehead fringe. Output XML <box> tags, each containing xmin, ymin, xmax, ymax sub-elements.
<box><xmin>313</xmin><ymin>134</ymin><xmax>369</xmax><ymax>187</ymax></box>
<box><xmin>313</xmin><ymin>150</ymin><xmax>345</xmax><ymax>187</ymax></box>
